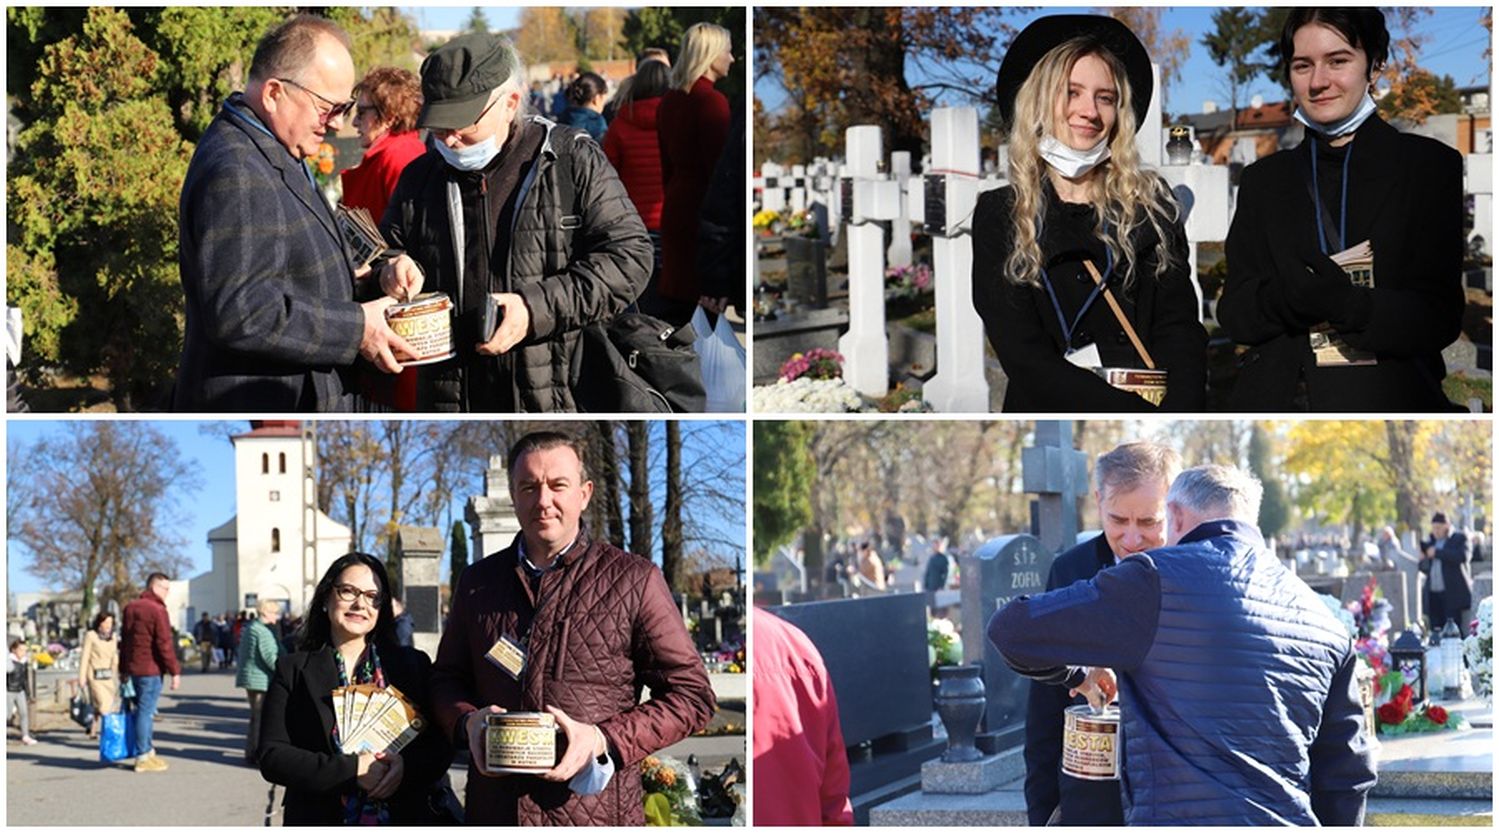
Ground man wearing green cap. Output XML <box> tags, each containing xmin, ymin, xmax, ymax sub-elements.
<box><xmin>376</xmin><ymin>34</ymin><xmax>653</xmax><ymax>412</ymax></box>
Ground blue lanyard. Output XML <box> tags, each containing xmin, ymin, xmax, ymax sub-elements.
<box><xmin>221</xmin><ymin>97</ymin><xmax>318</xmax><ymax>191</ymax></box>
<box><xmin>1040</xmin><ymin>243</ymin><xmax>1115</xmax><ymax>350</ymax></box>
<box><xmin>1308</xmin><ymin>138</ymin><xmax>1353</xmax><ymax>255</ymax></box>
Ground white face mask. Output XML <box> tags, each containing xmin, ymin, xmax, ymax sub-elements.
<box><xmin>435</xmin><ymin>134</ymin><xmax>501</xmax><ymax>171</ymax></box>
<box><xmin>1293</xmin><ymin>92</ymin><xmax>1377</xmax><ymax>138</ymax></box>
<box><xmin>1039</xmin><ymin>133</ymin><xmax>1112</xmax><ymax>179</ymax></box>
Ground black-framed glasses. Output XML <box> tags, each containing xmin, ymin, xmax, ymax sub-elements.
<box><xmin>332</xmin><ymin>583</ymin><xmax>381</xmax><ymax>607</ymax></box>
<box><xmin>278</xmin><ymin>77</ymin><xmax>356</xmax><ymax>125</ymax></box>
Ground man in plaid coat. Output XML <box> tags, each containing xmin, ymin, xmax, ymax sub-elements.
<box><xmin>175</xmin><ymin>14</ymin><xmax>411</xmax><ymax>411</ymax></box>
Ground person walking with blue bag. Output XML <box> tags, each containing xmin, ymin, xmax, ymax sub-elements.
<box><xmin>78</xmin><ymin>613</ymin><xmax>120</xmax><ymax>740</ymax></box>
<box><xmin>119</xmin><ymin>572</ymin><xmax>181</xmax><ymax>772</ymax></box>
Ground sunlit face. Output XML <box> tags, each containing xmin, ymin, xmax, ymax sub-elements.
<box><xmin>510</xmin><ymin>445</ymin><xmax>594</xmax><ymax>558</ymax></box>
<box><xmin>709</xmin><ymin>48</ymin><xmax>734</xmax><ymax>80</ymax></box>
<box><xmin>1098</xmin><ymin>480</ymin><xmax>1168</xmax><ymax>559</ymax></box>
<box><xmin>99</xmin><ymin>616</ymin><xmax>115</xmax><ymax>637</ymax></box>
<box><xmin>149</xmin><ymin>577</ymin><xmax>171</xmax><ymax>601</ymax></box>
<box><xmin>264</xmin><ymin>34</ymin><xmax>356</xmax><ymax>160</ymax></box>
<box><xmin>1289</xmin><ymin>23</ymin><xmax>1370</xmax><ymax>125</ymax></box>
<box><xmin>1432</xmin><ymin>521</ymin><xmax>1451</xmax><ymax>539</ymax></box>
<box><xmin>1053</xmin><ymin>53</ymin><xmax>1118</xmax><ymax>151</ymax></box>
<box><xmin>353</xmin><ymin>95</ymin><xmax>387</xmax><ymax>149</ymax></box>
<box><xmin>327</xmin><ymin>564</ymin><xmax>381</xmax><ymax>644</ymax></box>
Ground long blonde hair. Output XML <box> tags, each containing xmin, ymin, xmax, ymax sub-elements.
<box><xmin>1004</xmin><ymin>37</ymin><xmax>1179</xmax><ymax>289</ymax></box>
<box><xmin>672</xmin><ymin>22</ymin><xmax>730</xmax><ymax>92</ymax></box>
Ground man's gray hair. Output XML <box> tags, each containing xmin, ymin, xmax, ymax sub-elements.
<box><xmin>492</xmin><ymin>43</ymin><xmax>532</xmax><ymax>127</ymax></box>
<box><xmin>1095</xmin><ymin>441</ymin><xmax>1182</xmax><ymax>497</ymax></box>
<box><xmin>1166</xmin><ymin>465</ymin><xmax>1263</xmax><ymax>523</ymax></box>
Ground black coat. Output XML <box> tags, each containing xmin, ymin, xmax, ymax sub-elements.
<box><xmin>1218</xmin><ymin>116</ymin><xmax>1464</xmax><ymax>411</ymax></box>
<box><xmin>1419</xmin><ymin>531</ymin><xmax>1474</xmax><ymax>613</ymax></box>
<box><xmin>258</xmin><ymin>644</ymin><xmax>453</xmax><ymax>825</ymax></box>
<box><xmin>175</xmin><ymin>94</ymin><xmax>365</xmax><ymax>411</ymax></box>
<box><xmin>972</xmin><ymin>184</ymin><xmax>1207</xmax><ymax>412</ymax></box>
<box><xmin>380</xmin><ymin>117</ymin><xmax>652</xmax><ymax>412</ymax></box>
<box><xmin>1022</xmin><ymin>534</ymin><xmax>1124</xmax><ymax>826</ymax></box>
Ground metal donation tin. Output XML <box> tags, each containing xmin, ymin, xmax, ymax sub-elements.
<box><xmin>384</xmin><ymin>292</ymin><xmax>456</xmax><ymax>366</ymax></box>
<box><xmin>485</xmin><ymin>711</ymin><xmax>562</xmax><ymax>774</ymax></box>
<box><xmin>1062</xmin><ymin>704</ymin><xmax>1120</xmax><ymax>781</ymax></box>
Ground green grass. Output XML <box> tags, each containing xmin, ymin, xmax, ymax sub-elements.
<box><xmin>1368</xmin><ymin>813</ymin><xmax>1492</xmax><ymax>827</ymax></box>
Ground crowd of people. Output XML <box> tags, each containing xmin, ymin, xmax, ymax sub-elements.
<box><xmin>174</xmin><ymin>13</ymin><xmax>740</xmax><ymax>413</ymax></box>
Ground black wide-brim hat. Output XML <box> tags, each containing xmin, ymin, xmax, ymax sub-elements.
<box><xmin>995</xmin><ymin>14</ymin><xmax>1154</xmax><ymax>135</ymax></box>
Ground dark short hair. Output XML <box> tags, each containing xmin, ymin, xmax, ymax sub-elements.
<box><xmin>92</xmin><ymin>612</ymin><xmax>115</xmax><ymax>631</ymax></box>
<box><xmin>507</xmin><ymin>431</ymin><xmax>590</xmax><ymax>482</ymax></box>
<box><xmin>619</xmin><ymin>60</ymin><xmax>672</xmax><ymax>115</ymax></box>
<box><xmin>567</xmin><ymin>72</ymin><xmax>608</xmax><ymax>107</ymax></box>
<box><xmin>10</xmin><ymin>639</ymin><xmax>24</xmax><ymax>652</ymax></box>
<box><xmin>146</xmin><ymin>572</ymin><xmax>170</xmax><ymax>586</ymax></box>
<box><xmin>1280</xmin><ymin>8</ymin><xmax>1389</xmax><ymax>83</ymax></box>
<box><xmin>248</xmin><ymin>13</ymin><xmax>352</xmax><ymax>83</ymax></box>
<box><xmin>358</xmin><ymin>66</ymin><xmax>422</xmax><ymax>134</ymax></box>
<box><xmin>297</xmin><ymin>552</ymin><xmax>398</xmax><ymax>653</ymax></box>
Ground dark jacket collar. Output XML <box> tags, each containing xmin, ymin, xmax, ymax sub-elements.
<box><xmin>219</xmin><ymin>92</ymin><xmax>342</xmax><ymax>247</ymax></box>
<box><xmin>1090</xmin><ymin>532</ymin><xmax>1116</xmax><ymax>568</ymax></box>
<box><xmin>1178</xmin><ymin>518</ymin><xmax>1265</xmax><ymax>550</ymax></box>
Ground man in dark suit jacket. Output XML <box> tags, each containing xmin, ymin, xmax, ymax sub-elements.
<box><xmin>1420</xmin><ymin>512</ymin><xmax>1473</xmax><ymax>632</ymax></box>
<box><xmin>175</xmin><ymin>14</ymin><xmax>412</xmax><ymax>411</ymax></box>
<box><xmin>1023</xmin><ymin>441</ymin><xmax>1181</xmax><ymax>825</ymax></box>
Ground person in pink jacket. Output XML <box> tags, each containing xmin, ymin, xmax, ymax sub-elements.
<box><xmin>752</xmin><ymin>610</ymin><xmax>853</xmax><ymax>826</ymax></box>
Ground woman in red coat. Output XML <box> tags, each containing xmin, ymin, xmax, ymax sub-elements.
<box><xmin>603</xmin><ymin>60</ymin><xmax>671</xmax><ymax>233</ymax></box>
<box><xmin>341</xmin><ymin>67</ymin><xmax>427</xmax><ymax>410</ymax></box>
<box><xmin>340</xmin><ymin>66</ymin><xmax>426</xmax><ymax>227</ymax></box>
<box><xmin>653</xmin><ymin>23</ymin><xmax>734</xmax><ymax>326</ymax></box>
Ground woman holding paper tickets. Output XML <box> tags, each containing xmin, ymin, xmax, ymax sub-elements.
<box><xmin>1218</xmin><ymin>8</ymin><xmax>1464</xmax><ymax>411</ymax></box>
<box><xmin>259</xmin><ymin>553</ymin><xmax>452</xmax><ymax>824</ymax></box>
<box><xmin>973</xmin><ymin>15</ymin><xmax>1206</xmax><ymax>412</ymax></box>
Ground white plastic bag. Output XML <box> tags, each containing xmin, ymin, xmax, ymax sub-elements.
<box><xmin>692</xmin><ymin>307</ymin><xmax>746</xmax><ymax>412</ymax></box>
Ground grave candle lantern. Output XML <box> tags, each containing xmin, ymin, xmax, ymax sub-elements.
<box><xmin>1390</xmin><ymin>629</ymin><xmax>1428</xmax><ymax>705</ymax></box>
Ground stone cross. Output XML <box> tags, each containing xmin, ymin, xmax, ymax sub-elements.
<box><xmin>1135</xmin><ymin>64</ymin><xmax>1164</xmax><ymax>167</ymax></box>
<box><xmin>921</xmin><ymin>106</ymin><xmax>992</xmax><ymax>412</ymax></box>
<box><xmin>790</xmin><ymin>163</ymin><xmax>809</xmax><ymax>213</ymax></box>
<box><xmin>759</xmin><ymin>162</ymin><xmax>787</xmax><ymax>213</ymax></box>
<box><xmin>1157</xmin><ymin>163</ymin><xmax>1231</xmax><ymax>320</ymax></box>
<box><xmin>887</xmin><ymin>151</ymin><xmax>914</xmax><ymax>268</ymax></box>
<box><xmin>394</xmin><ymin>524</ymin><xmax>444</xmax><ymax>658</ymax></box>
<box><xmin>839</xmin><ymin>125</ymin><xmax>898</xmax><ymax>397</ymax></box>
<box><xmin>1021</xmin><ymin>421</ymin><xmax>1089</xmax><ymax>554</ymax></box>
<box><xmin>1467</xmin><ymin>152</ymin><xmax>1492</xmax><ymax>256</ymax></box>
<box><xmin>464</xmin><ymin>454</ymin><xmax>522</xmax><ymax>561</ymax></box>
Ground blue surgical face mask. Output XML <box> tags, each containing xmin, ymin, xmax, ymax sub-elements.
<box><xmin>1293</xmin><ymin>91</ymin><xmax>1377</xmax><ymax>138</ymax></box>
<box><xmin>1039</xmin><ymin>134</ymin><xmax>1111</xmax><ymax>179</ymax></box>
<box><xmin>434</xmin><ymin>134</ymin><xmax>501</xmax><ymax>171</ymax></box>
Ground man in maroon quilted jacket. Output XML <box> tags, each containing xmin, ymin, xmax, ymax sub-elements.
<box><xmin>432</xmin><ymin>430</ymin><xmax>716</xmax><ymax>824</ymax></box>
<box><xmin>120</xmin><ymin>572</ymin><xmax>182</xmax><ymax>772</ymax></box>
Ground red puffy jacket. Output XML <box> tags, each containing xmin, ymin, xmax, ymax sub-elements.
<box><xmin>602</xmin><ymin>96</ymin><xmax>665</xmax><ymax>231</ymax></box>
<box><xmin>120</xmin><ymin>590</ymin><xmax>181</xmax><ymax>678</ymax></box>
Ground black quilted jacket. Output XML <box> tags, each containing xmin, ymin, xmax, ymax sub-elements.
<box><xmin>431</xmin><ymin>530</ymin><xmax>716</xmax><ymax>824</ymax></box>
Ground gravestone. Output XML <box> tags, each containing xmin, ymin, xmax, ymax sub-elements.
<box><xmin>887</xmin><ymin>151</ymin><xmax>914</xmax><ymax>268</ymax></box>
<box><xmin>770</xmin><ymin>546</ymin><xmax>808</xmax><ymax>595</ymax></box>
<box><xmin>770</xmin><ymin>593</ymin><xmax>944</xmax><ymax>822</ymax></box>
<box><xmin>839</xmin><ymin>125</ymin><xmax>898</xmax><ymax>397</ymax></box>
<box><xmin>960</xmin><ymin>534</ymin><xmax>1054</xmax><ymax>751</ymax></box>
<box><xmin>1021</xmin><ymin>421</ymin><xmax>1090</xmax><ymax>554</ymax></box>
<box><xmin>783</xmin><ymin>236</ymin><xmax>829</xmax><ymax>309</ymax></box>
<box><xmin>394</xmin><ymin>524</ymin><xmax>443</xmax><ymax>658</ymax></box>
<box><xmin>465</xmin><ymin>455</ymin><xmax>523</xmax><ymax>560</ymax></box>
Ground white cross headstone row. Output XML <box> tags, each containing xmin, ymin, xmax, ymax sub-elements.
<box><xmin>755</xmin><ymin>159</ymin><xmax>840</xmax><ymax>242</ymax></box>
<box><xmin>1466</xmin><ymin>152</ymin><xmax>1492</xmax><ymax>257</ymax></box>
<box><xmin>839</xmin><ymin>125</ymin><xmax>897</xmax><ymax>397</ymax></box>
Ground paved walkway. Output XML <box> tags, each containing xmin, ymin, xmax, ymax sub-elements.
<box><xmin>7</xmin><ymin>667</ymin><xmax>746</xmax><ymax>826</ymax></box>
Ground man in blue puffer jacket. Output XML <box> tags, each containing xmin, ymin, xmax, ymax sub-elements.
<box><xmin>989</xmin><ymin>465</ymin><xmax>1378</xmax><ymax>825</ymax></box>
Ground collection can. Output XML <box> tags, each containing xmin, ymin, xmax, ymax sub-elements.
<box><xmin>384</xmin><ymin>292</ymin><xmax>456</xmax><ymax>366</ymax></box>
<box><xmin>485</xmin><ymin>711</ymin><xmax>562</xmax><ymax>774</ymax></box>
<box><xmin>1061</xmin><ymin>704</ymin><xmax>1120</xmax><ymax>781</ymax></box>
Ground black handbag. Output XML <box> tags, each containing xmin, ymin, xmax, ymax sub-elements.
<box><xmin>70</xmin><ymin>692</ymin><xmax>95</xmax><ymax>728</ymax></box>
<box><xmin>571</xmin><ymin>312</ymin><xmax>706</xmax><ymax>413</ymax></box>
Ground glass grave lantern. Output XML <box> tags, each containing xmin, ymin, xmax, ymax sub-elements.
<box><xmin>1390</xmin><ymin>629</ymin><xmax>1429</xmax><ymax>705</ymax></box>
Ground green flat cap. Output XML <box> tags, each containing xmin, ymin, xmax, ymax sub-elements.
<box><xmin>418</xmin><ymin>33</ymin><xmax>517</xmax><ymax>130</ymax></box>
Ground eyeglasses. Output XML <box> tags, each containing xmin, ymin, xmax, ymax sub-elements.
<box><xmin>332</xmin><ymin>583</ymin><xmax>381</xmax><ymax>607</ymax></box>
<box><xmin>278</xmin><ymin>77</ymin><xmax>356</xmax><ymax>125</ymax></box>
<box><xmin>434</xmin><ymin>94</ymin><xmax>502</xmax><ymax>140</ymax></box>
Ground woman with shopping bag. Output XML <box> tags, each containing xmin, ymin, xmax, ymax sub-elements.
<box><xmin>78</xmin><ymin>612</ymin><xmax>120</xmax><ymax>739</ymax></box>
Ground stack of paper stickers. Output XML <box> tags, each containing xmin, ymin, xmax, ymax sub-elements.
<box><xmin>333</xmin><ymin>684</ymin><xmax>424</xmax><ymax>755</ymax></box>
<box><xmin>334</xmin><ymin>204</ymin><xmax>390</xmax><ymax>269</ymax></box>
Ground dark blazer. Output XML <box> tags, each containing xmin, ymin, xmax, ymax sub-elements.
<box><xmin>1218</xmin><ymin>115</ymin><xmax>1464</xmax><ymax>411</ymax></box>
<box><xmin>1022</xmin><ymin>534</ymin><xmax>1124</xmax><ymax>826</ymax></box>
<box><xmin>175</xmin><ymin>93</ymin><xmax>365</xmax><ymax>412</ymax></box>
<box><xmin>258</xmin><ymin>643</ymin><xmax>453</xmax><ymax>825</ymax></box>
<box><xmin>1419</xmin><ymin>531</ymin><xmax>1474</xmax><ymax>613</ymax></box>
<box><xmin>972</xmin><ymin>185</ymin><xmax>1207</xmax><ymax>412</ymax></box>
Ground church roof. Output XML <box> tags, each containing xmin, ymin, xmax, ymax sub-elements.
<box><xmin>208</xmin><ymin>517</ymin><xmax>236</xmax><ymax>541</ymax></box>
<box><xmin>234</xmin><ymin>420</ymin><xmax>302</xmax><ymax>439</ymax></box>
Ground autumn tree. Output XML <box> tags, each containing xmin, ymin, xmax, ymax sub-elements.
<box><xmin>577</xmin><ymin>8</ymin><xmax>627</xmax><ymax>62</ymax></box>
<box><xmin>1374</xmin><ymin>7</ymin><xmax>1463</xmax><ymax>125</ymax></box>
<box><xmin>756</xmin><ymin>8</ymin><xmax>1020</xmax><ymax>160</ymax></box>
<box><xmin>7</xmin><ymin>422</ymin><xmax>202</xmax><ymax>620</ymax></box>
<box><xmin>622</xmin><ymin>8</ymin><xmax>746</xmax><ymax>106</ymax></box>
<box><xmin>1103</xmin><ymin>8</ymin><xmax>1190</xmax><ymax>116</ymax></box>
<box><xmin>1201</xmin><ymin>8</ymin><xmax>1276</xmax><ymax>128</ymax></box>
<box><xmin>516</xmin><ymin>8</ymin><xmax>579</xmax><ymax>63</ymax></box>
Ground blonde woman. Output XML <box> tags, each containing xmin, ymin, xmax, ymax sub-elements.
<box><xmin>972</xmin><ymin>15</ymin><xmax>1205</xmax><ymax>412</ymax></box>
<box><xmin>78</xmin><ymin>612</ymin><xmax>120</xmax><ymax>739</ymax></box>
<box><xmin>653</xmin><ymin>22</ymin><xmax>734</xmax><ymax>326</ymax></box>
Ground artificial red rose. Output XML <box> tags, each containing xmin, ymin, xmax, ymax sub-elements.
<box><xmin>1427</xmin><ymin>705</ymin><xmax>1449</xmax><ymax>725</ymax></box>
<box><xmin>1394</xmin><ymin>684</ymin><xmax>1415</xmax><ymax>709</ymax></box>
<box><xmin>1377</xmin><ymin>701</ymin><xmax>1409</xmax><ymax>725</ymax></box>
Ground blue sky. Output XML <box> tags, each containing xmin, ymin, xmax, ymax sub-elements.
<box><xmin>754</xmin><ymin>6</ymin><xmax>1492</xmax><ymax>119</ymax></box>
<box><xmin>6</xmin><ymin>420</ymin><xmax>746</xmax><ymax>596</ymax></box>
<box><xmin>400</xmin><ymin>6</ymin><xmax>522</xmax><ymax>34</ymax></box>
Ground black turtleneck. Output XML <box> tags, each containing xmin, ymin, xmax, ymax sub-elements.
<box><xmin>1309</xmin><ymin>133</ymin><xmax>1352</xmax><ymax>253</ymax></box>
